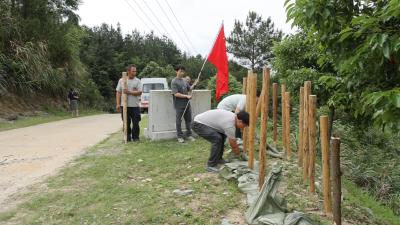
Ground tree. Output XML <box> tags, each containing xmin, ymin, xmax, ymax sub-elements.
<box><xmin>286</xmin><ymin>0</ymin><xmax>400</xmax><ymax>131</ymax></box>
<box><xmin>227</xmin><ymin>11</ymin><xmax>282</xmax><ymax>70</ymax></box>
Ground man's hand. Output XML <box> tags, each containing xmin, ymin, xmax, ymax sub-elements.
<box><xmin>116</xmin><ymin>104</ymin><xmax>121</xmax><ymax>112</ymax></box>
<box><xmin>123</xmin><ymin>88</ymin><xmax>129</xmax><ymax>94</ymax></box>
<box><xmin>187</xmin><ymin>95</ymin><xmax>192</xmax><ymax>100</ymax></box>
<box><xmin>240</xmin><ymin>152</ymin><xmax>248</xmax><ymax>161</ymax></box>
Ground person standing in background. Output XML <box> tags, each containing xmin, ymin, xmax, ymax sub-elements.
<box><xmin>116</xmin><ymin>65</ymin><xmax>142</xmax><ymax>142</ymax></box>
<box><xmin>68</xmin><ymin>88</ymin><xmax>79</xmax><ymax>117</ymax></box>
<box><xmin>171</xmin><ymin>65</ymin><xmax>195</xmax><ymax>143</ymax></box>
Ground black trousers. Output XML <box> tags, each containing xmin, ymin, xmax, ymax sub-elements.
<box><xmin>192</xmin><ymin>121</ymin><xmax>226</xmax><ymax>167</ymax></box>
<box><xmin>120</xmin><ymin>106</ymin><xmax>141</xmax><ymax>140</ymax></box>
<box><xmin>175</xmin><ymin>107</ymin><xmax>192</xmax><ymax>138</ymax></box>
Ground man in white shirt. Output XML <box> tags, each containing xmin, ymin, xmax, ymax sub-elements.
<box><xmin>192</xmin><ymin>109</ymin><xmax>249</xmax><ymax>172</ymax></box>
<box><xmin>116</xmin><ymin>65</ymin><xmax>142</xmax><ymax>142</ymax></box>
<box><xmin>217</xmin><ymin>94</ymin><xmax>246</xmax><ymax>113</ymax></box>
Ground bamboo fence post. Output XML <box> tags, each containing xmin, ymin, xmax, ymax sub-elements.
<box><xmin>272</xmin><ymin>83</ymin><xmax>278</xmax><ymax>147</ymax></box>
<box><xmin>298</xmin><ymin>87</ymin><xmax>304</xmax><ymax>166</ymax></box>
<box><xmin>256</xmin><ymin>87</ymin><xmax>263</xmax><ymax>118</ymax></box>
<box><xmin>285</xmin><ymin>92</ymin><xmax>291</xmax><ymax>159</ymax></box>
<box><xmin>243</xmin><ymin>76</ymin><xmax>251</xmax><ymax>153</ymax></box>
<box><xmin>320</xmin><ymin>116</ymin><xmax>332</xmax><ymax>215</ymax></box>
<box><xmin>331</xmin><ymin>137</ymin><xmax>342</xmax><ymax>225</ymax></box>
<box><xmin>281</xmin><ymin>83</ymin><xmax>286</xmax><ymax>151</ymax></box>
<box><xmin>302</xmin><ymin>81</ymin><xmax>311</xmax><ymax>180</ymax></box>
<box><xmin>259</xmin><ymin>68</ymin><xmax>270</xmax><ymax>189</ymax></box>
<box><xmin>242</xmin><ymin>77</ymin><xmax>247</xmax><ymax>94</ymax></box>
<box><xmin>122</xmin><ymin>72</ymin><xmax>128</xmax><ymax>143</ymax></box>
<box><xmin>248</xmin><ymin>71</ymin><xmax>257</xmax><ymax>169</ymax></box>
<box><xmin>308</xmin><ymin>95</ymin><xmax>317</xmax><ymax>192</ymax></box>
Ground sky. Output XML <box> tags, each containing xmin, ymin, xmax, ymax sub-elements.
<box><xmin>77</xmin><ymin>0</ymin><xmax>294</xmax><ymax>57</ymax></box>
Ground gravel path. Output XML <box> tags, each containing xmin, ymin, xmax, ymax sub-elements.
<box><xmin>0</xmin><ymin>114</ymin><xmax>121</xmax><ymax>209</ymax></box>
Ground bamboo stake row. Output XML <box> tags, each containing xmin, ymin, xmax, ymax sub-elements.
<box><xmin>296</xmin><ymin>81</ymin><xmax>342</xmax><ymax>224</ymax></box>
<box><xmin>241</xmin><ymin>74</ymin><xmax>342</xmax><ymax>224</ymax></box>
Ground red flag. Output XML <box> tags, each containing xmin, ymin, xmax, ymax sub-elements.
<box><xmin>208</xmin><ymin>24</ymin><xmax>229</xmax><ymax>102</ymax></box>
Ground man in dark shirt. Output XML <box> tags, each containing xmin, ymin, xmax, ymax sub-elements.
<box><xmin>171</xmin><ymin>65</ymin><xmax>195</xmax><ymax>143</ymax></box>
<box><xmin>68</xmin><ymin>88</ymin><xmax>79</xmax><ymax>117</ymax></box>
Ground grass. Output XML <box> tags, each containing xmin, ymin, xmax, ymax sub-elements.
<box><xmin>0</xmin><ymin>108</ymin><xmax>103</xmax><ymax>131</ymax></box>
<box><xmin>342</xmin><ymin>178</ymin><xmax>400</xmax><ymax>225</ymax></box>
<box><xmin>0</xmin><ymin>117</ymin><xmax>246</xmax><ymax>224</ymax></box>
<box><xmin>1</xmin><ymin>116</ymin><xmax>398</xmax><ymax>224</ymax></box>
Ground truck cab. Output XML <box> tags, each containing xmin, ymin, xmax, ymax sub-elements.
<box><xmin>140</xmin><ymin>78</ymin><xmax>169</xmax><ymax>113</ymax></box>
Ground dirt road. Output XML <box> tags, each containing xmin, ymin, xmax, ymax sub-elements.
<box><xmin>0</xmin><ymin>114</ymin><xmax>121</xmax><ymax>208</ymax></box>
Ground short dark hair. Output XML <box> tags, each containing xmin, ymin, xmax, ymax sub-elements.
<box><xmin>127</xmin><ymin>64</ymin><xmax>137</xmax><ymax>71</ymax></box>
<box><xmin>237</xmin><ymin>111</ymin><xmax>250</xmax><ymax>125</ymax></box>
<box><xmin>175</xmin><ymin>65</ymin><xmax>185</xmax><ymax>71</ymax></box>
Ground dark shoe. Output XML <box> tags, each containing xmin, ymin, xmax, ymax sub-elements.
<box><xmin>127</xmin><ymin>137</ymin><xmax>132</xmax><ymax>142</ymax></box>
<box><xmin>205</xmin><ymin>165</ymin><xmax>219</xmax><ymax>173</ymax></box>
<box><xmin>217</xmin><ymin>159</ymin><xmax>228</xmax><ymax>164</ymax></box>
<box><xmin>132</xmin><ymin>138</ymin><xmax>140</xmax><ymax>142</ymax></box>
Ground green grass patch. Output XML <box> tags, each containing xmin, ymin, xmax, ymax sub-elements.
<box><xmin>342</xmin><ymin>178</ymin><xmax>400</xmax><ymax>225</ymax></box>
<box><xmin>0</xmin><ymin>117</ymin><xmax>245</xmax><ymax>224</ymax></box>
<box><xmin>0</xmin><ymin>109</ymin><xmax>103</xmax><ymax>131</ymax></box>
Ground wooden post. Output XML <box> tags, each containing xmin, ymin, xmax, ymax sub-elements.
<box><xmin>243</xmin><ymin>76</ymin><xmax>251</xmax><ymax>153</ymax></box>
<box><xmin>281</xmin><ymin>83</ymin><xmax>286</xmax><ymax>151</ymax></box>
<box><xmin>272</xmin><ymin>83</ymin><xmax>278</xmax><ymax>147</ymax></box>
<box><xmin>320</xmin><ymin>116</ymin><xmax>332</xmax><ymax>215</ymax></box>
<box><xmin>302</xmin><ymin>81</ymin><xmax>311</xmax><ymax>180</ymax></box>
<box><xmin>256</xmin><ymin>87</ymin><xmax>262</xmax><ymax>118</ymax></box>
<box><xmin>331</xmin><ymin>137</ymin><xmax>342</xmax><ymax>225</ymax></box>
<box><xmin>242</xmin><ymin>77</ymin><xmax>248</xmax><ymax>153</ymax></box>
<box><xmin>122</xmin><ymin>72</ymin><xmax>128</xmax><ymax>143</ymax></box>
<box><xmin>248</xmin><ymin>71</ymin><xmax>257</xmax><ymax>169</ymax></box>
<box><xmin>285</xmin><ymin>92</ymin><xmax>291</xmax><ymax>159</ymax></box>
<box><xmin>308</xmin><ymin>95</ymin><xmax>317</xmax><ymax>192</ymax></box>
<box><xmin>298</xmin><ymin>87</ymin><xmax>304</xmax><ymax>166</ymax></box>
<box><xmin>242</xmin><ymin>77</ymin><xmax>247</xmax><ymax>94</ymax></box>
<box><xmin>259</xmin><ymin>68</ymin><xmax>270</xmax><ymax>189</ymax></box>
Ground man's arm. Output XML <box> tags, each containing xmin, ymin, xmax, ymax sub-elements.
<box><xmin>171</xmin><ymin>80</ymin><xmax>191</xmax><ymax>99</ymax></box>
<box><xmin>125</xmin><ymin>90</ymin><xmax>142</xmax><ymax>96</ymax></box>
<box><xmin>228</xmin><ymin>138</ymin><xmax>241</xmax><ymax>155</ymax></box>
<box><xmin>116</xmin><ymin>91</ymin><xmax>121</xmax><ymax>112</ymax></box>
<box><xmin>174</xmin><ymin>92</ymin><xmax>191</xmax><ymax>99</ymax></box>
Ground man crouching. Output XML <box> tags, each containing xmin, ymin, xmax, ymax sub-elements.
<box><xmin>192</xmin><ymin>109</ymin><xmax>249</xmax><ymax>173</ymax></box>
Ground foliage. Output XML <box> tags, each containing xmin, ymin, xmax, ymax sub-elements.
<box><xmin>335</xmin><ymin>120</ymin><xmax>400</xmax><ymax>215</ymax></box>
<box><xmin>286</xmin><ymin>0</ymin><xmax>400</xmax><ymax>131</ymax></box>
<box><xmin>207</xmin><ymin>74</ymin><xmax>243</xmax><ymax>107</ymax></box>
<box><xmin>227</xmin><ymin>11</ymin><xmax>283</xmax><ymax>70</ymax></box>
<box><xmin>0</xmin><ymin>41</ymin><xmax>65</xmax><ymax>95</ymax></box>
<box><xmin>272</xmin><ymin>32</ymin><xmax>335</xmax><ymax>105</ymax></box>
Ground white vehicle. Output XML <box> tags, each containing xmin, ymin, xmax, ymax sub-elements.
<box><xmin>140</xmin><ymin>77</ymin><xmax>169</xmax><ymax>113</ymax></box>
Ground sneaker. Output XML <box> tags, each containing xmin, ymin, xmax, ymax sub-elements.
<box><xmin>178</xmin><ymin>138</ymin><xmax>185</xmax><ymax>143</ymax></box>
<box><xmin>205</xmin><ymin>165</ymin><xmax>220</xmax><ymax>173</ymax></box>
<box><xmin>187</xmin><ymin>136</ymin><xmax>196</xmax><ymax>142</ymax></box>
